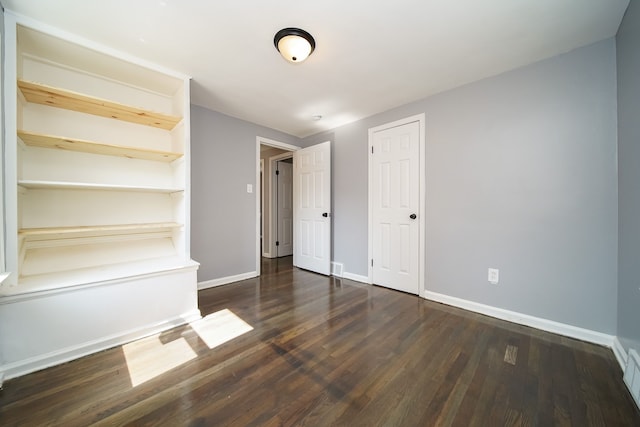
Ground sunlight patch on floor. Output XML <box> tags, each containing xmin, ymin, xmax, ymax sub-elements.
<box><xmin>189</xmin><ymin>308</ymin><xmax>254</xmax><ymax>349</ymax></box>
<box><xmin>123</xmin><ymin>335</ymin><xmax>197</xmax><ymax>387</ymax></box>
<box><xmin>122</xmin><ymin>309</ymin><xmax>252</xmax><ymax>387</ymax></box>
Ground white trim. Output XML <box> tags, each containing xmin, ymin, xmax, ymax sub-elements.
<box><xmin>613</xmin><ymin>337</ymin><xmax>628</xmax><ymax>372</ymax></box>
<box><xmin>343</xmin><ymin>272</ymin><xmax>370</xmax><ymax>284</ymax></box>
<box><xmin>0</xmin><ymin>261</ymin><xmax>199</xmax><ymax>302</ymax></box>
<box><xmin>623</xmin><ymin>349</ymin><xmax>640</xmax><ymax>410</ymax></box>
<box><xmin>198</xmin><ymin>271</ymin><xmax>257</xmax><ymax>290</ymax></box>
<box><xmin>423</xmin><ymin>290</ymin><xmax>616</xmax><ymax>348</ymax></box>
<box><xmin>256</xmin><ymin>137</ymin><xmax>301</xmax><ymax>277</ymax></box>
<box><xmin>258</xmin><ymin>137</ymin><xmax>300</xmax><ymax>152</ymax></box>
<box><xmin>260</xmin><ymin>158</ymin><xmax>264</xmax><ymax>257</ymax></box>
<box><xmin>4</xmin><ymin>13</ymin><xmax>19</xmax><ymax>286</ymax></box>
<box><xmin>0</xmin><ymin>9</ymin><xmax>5</xmax><ymax>279</ymax></box>
<box><xmin>0</xmin><ymin>309</ymin><xmax>201</xmax><ymax>381</ymax></box>
<box><xmin>0</xmin><ymin>273</ymin><xmax>11</xmax><ymax>285</ymax></box>
<box><xmin>368</xmin><ymin>114</ymin><xmax>426</xmax><ymax>297</ymax></box>
<box><xmin>6</xmin><ymin>11</ymin><xmax>190</xmax><ymax>80</ymax></box>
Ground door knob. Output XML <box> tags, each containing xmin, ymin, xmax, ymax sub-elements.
<box><xmin>322</xmin><ymin>212</ymin><xmax>329</xmax><ymax>217</ymax></box>
<box><xmin>410</xmin><ymin>213</ymin><xmax>417</xmax><ymax>220</ymax></box>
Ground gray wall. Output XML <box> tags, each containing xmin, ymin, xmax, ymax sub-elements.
<box><xmin>303</xmin><ymin>39</ymin><xmax>619</xmax><ymax>333</ymax></box>
<box><xmin>190</xmin><ymin>106</ymin><xmax>298</xmax><ymax>282</ymax></box>
<box><xmin>616</xmin><ymin>2</ymin><xmax>640</xmax><ymax>353</ymax></box>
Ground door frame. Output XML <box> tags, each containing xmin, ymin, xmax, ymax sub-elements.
<box><xmin>367</xmin><ymin>114</ymin><xmax>426</xmax><ymax>297</ymax></box>
<box><xmin>269</xmin><ymin>152</ymin><xmax>294</xmax><ymax>258</ymax></box>
<box><xmin>256</xmin><ymin>137</ymin><xmax>301</xmax><ymax>276</ymax></box>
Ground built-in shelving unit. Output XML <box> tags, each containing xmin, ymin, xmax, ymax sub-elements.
<box><xmin>0</xmin><ymin>11</ymin><xmax>200</xmax><ymax>381</ymax></box>
<box><xmin>2</xmin><ymin>20</ymin><xmax>197</xmax><ymax>294</ymax></box>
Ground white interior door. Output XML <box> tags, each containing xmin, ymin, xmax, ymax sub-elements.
<box><xmin>293</xmin><ymin>141</ymin><xmax>331</xmax><ymax>275</ymax></box>
<box><xmin>371</xmin><ymin>120</ymin><xmax>421</xmax><ymax>294</ymax></box>
<box><xmin>276</xmin><ymin>160</ymin><xmax>293</xmax><ymax>257</ymax></box>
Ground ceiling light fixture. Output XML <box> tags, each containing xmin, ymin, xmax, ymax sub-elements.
<box><xmin>274</xmin><ymin>28</ymin><xmax>316</xmax><ymax>63</ymax></box>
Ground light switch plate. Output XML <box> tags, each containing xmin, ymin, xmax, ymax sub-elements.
<box><xmin>246</xmin><ymin>184</ymin><xmax>253</xmax><ymax>193</ymax></box>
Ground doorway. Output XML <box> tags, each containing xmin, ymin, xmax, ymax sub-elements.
<box><xmin>368</xmin><ymin>114</ymin><xmax>425</xmax><ymax>296</ymax></box>
<box><xmin>256</xmin><ymin>137</ymin><xmax>333</xmax><ymax>277</ymax></box>
<box><xmin>256</xmin><ymin>137</ymin><xmax>300</xmax><ymax>276</ymax></box>
<box><xmin>274</xmin><ymin>157</ymin><xmax>293</xmax><ymax>257</ymax></box>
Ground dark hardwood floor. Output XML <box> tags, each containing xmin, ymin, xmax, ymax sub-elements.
<box><xmin>1</xmin><ymin>256</ymin><xmax>639</xmax><ymax>426</ymax></box>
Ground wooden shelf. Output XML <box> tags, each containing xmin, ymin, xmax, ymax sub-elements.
<box><xmin>18</xmin><ymin>180</ymin><xmax>183</xmax><ymax>193</ymax></box>
<box><xmin>18</xmin><ymin>79</ymin><xmax>181</xmax><ymax>130</ymax></box>
<box><xmin>18</xmin><ymin>130</ymin><xmax>183</xmax><ymax>162</ymax></box>
<box><xmin>19</xmin><ymin>222</ymin><xmax>181</xmax><ymax>238</ymax></box>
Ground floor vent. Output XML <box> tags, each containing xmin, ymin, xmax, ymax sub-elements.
<box><xmin>623</xmin><ymin>349</ymin><xmax>640</xmax><ymax>410</ymax></box>
<box><xmin>331</xmin><ymin>262</ymin><xmax>344</xmax><ymax>278</ymax></box>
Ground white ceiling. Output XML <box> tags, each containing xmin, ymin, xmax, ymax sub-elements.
<box><xmin>3</xmin><ymin>0</ymin><xmax>629</xmax><ymax>138</ymax></box>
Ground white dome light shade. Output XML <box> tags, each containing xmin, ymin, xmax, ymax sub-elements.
<box><xmin>278</xmin><ymin>35</ymin><xmax>312</xmax><ymax>62</ymax></box>
<box><xmin>274</xmin><ymin>28</ymin><xmax>316</xmax><ymax>63</ymax></box>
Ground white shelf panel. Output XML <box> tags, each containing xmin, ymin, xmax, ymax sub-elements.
<box><xmin>18</xmin><ymin>180</ymin><xmax>183</xmax><ymax>193</ymax></box>
<box><xmin>1</xmin><ymin>257</ymin><xmax>199</xmax><ymax>297</ymax></box>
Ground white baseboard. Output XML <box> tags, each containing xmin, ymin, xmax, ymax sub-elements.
<box><xmin>0</xmin><ymin>309</ymin><xmax>201</xmax><ymax>381</ymax></box>
<box><xmin>623</xmin><ymin>349</ymin><xmax>640</xmax><ymax>410</ymax></box>
<box><xmin>198</xmin><ymin>271</ymin><xmax>258</xmax><ymax>290</ymax></box>
<box><xmin>423</xmin><ymin>290</ymin><xmax>615</xmax><ymax>348</ymax></box>
<box><xmin>613</xmin><ymin>337</ymin><xmax>628</xmax><ymax>372</ymax></box>
<box><xmin>343</xmin><ymin>272</ymin><xmax>370</xmax><ymax>284</ymax></box>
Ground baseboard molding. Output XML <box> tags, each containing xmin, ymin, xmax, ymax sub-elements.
<box><xmin>198</xmin><ymin>271</ymin><xmax>258</xmax><ymax>290</ymax></box>
<box><xmin>423</xmin><ymin>290</ymin><xmax>615</xmax><ymax>348</ymax></box>
<box><xmin>343</xmin><ymin>272</ymin><xmax>370</xmax><ymax>284</ymax></box>
<box><xmin>613</xmin><ymin>337</ymin><xmax>628</xmax><ymax>372</ymax></box>
<box><xmin>0</xmin><ymin>309</ymin><xmax>201</xmax><ymax>381</ymax></box>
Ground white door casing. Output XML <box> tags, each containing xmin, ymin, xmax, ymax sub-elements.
<box><xmin>369</xmin><ymin>115</ymin><xmax>425</xmax><ymax>295</ymax></box>
<box><xmin>293</xmin><ymin>141</ymin><xmax>331</xmax><ymax>275</ymax></box>
<box><xmin>276</xmin><ymin>160</ymin><xmax>293</xmax><ymax>257</ymax></box>
<box><xmin>255</xmin><ymin>137</ymin><xmax>301</xmax><ymax>276</ymax></box>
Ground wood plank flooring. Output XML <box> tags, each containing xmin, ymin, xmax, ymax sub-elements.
<box><xmin>1</xmin><ymin>256</ymin><xmax>639</xmax><ymax>426</ymax></box>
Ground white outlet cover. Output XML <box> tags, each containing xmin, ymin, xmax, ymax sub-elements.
<box><xmin>246</xmin><ymin>184</ymin><xmax>253</xmax><ymax>193</ymax></box>
<box><xmin>488</xmin><ymin>268</ymin><xmax>499</xmax><ymax>284</ymax></box>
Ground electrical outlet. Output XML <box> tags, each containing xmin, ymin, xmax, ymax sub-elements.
<box><xmin>488</xmin><ymin>268</ymin><xmax>499</xmax><ymax>284</ymax></box>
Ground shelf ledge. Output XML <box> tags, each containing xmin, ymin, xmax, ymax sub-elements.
<box><xmin>18</xmin><ymin>130</ymin><xmax>183</xmax><ymax>162</ymax></box>
<box><xmin>19</xmin><ymin>222</ymin><xmax>182</xmax><ymax>238</ymax></box>
<box><xmin>18</xmin><ymin>180</ymin><xmax>183</xmax><ymax>193</ymax></box>
<box><xmin>18</xmin><ymin>79</ymin><xmax>182</xmax><ymax>130</ymax></box>
<box><xmin>0</xmin><ymin>258</ymin><xmax>200</xmax><ymax>300</ymax></box>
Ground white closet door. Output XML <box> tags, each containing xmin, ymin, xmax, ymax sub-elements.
<box><xmin>371</xmin><ymin>121</ymin><xmax>420</xmax><ymax>294</ymax></box>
